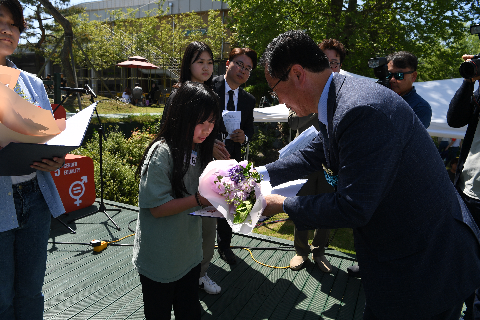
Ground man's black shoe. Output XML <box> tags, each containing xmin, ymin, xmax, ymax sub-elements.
<box><xmin>218</xmin><ymin>248</ymin><xmax>237</xmax><ymax>265</ymax></box>
<box><xmin>347</xmin><ymin>265</ymin><xmax>361</xmax><ymax>278</ymax></box>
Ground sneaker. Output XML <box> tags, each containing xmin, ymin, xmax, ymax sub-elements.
<box><xmin>289</xmin><ymin>255</ymin><xmax>308</xmax><ymax>271</ymax></box>
<box><xmin>347</xmin><ymin>265</ymin><xmax>361</xmax><ymax>278</ymax></box>
<box><xmin>199</xmin><ymin>273</ymin><xmax>221</xmax><ymax>294</ymax></box>
<box><xmin>312</xmin><ymin>255</ymin><xmax>332</xmax><ymax>273</ymax></box>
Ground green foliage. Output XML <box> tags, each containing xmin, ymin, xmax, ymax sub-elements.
<box><xmin>243</xmin><ymin>67</ymin><xmax>272</xmax><ymax>106</ymax></box>
<box><xmin>69</xmin><ymin>4</ymin><xmax>235</xmax><ymax>71</ymax></box>
<box><xmin>20</xmin><ymin>0</ymin><xmax>82</xmax><ymax>55</ymax></box>
<box><xmin>419</xmin><ymin>33</ymin><xmax>480</xmax><ymax>81</ymax></box>
<box><xmin>21</xmin><ymin>0</ymin><xmax>235</xmax><ymax>78</ymax></box>
<box><xmin>247</xmin><ymin>122</ymin><xmax>289</xmax><ymax>166</ymax></box>
<box><xmin>225</xmin><ymin>0</ymin><xmax>480</xmax><ymax>80</ymax></box>
<box><xmin>72</xmin><ymin>126</ymin><xmax>155</xmax><ymax>205</ymax></box>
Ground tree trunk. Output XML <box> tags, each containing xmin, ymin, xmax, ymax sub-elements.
<box><xmin>37</xmin><ymin>0</ymin><xmax>76</xmax><ymax>87</ymax></box>
<box><xmin>342</xmin><ymin>0</ymin><xmax>358</xmax><ymax>54</ymax></box>
<box><xmin>326</xmin><ymin>0</ymin><xmax>343</xmax><ymax>39</ymax></box>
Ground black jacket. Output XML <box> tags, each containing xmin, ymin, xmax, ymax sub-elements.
<box><xmin>211</xmin><ymin>75</ymin><xmax>255</xmax><ymax>161</ymax></box>
<box><xmin>446</xmin><ymin>79</ymin><xmax>480</xmax><ymax>185</ymax></box>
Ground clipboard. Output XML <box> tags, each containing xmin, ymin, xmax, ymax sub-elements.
<box><xmin>0</xmin><ymin>102</ymin><xmax>97</xmax><ymax>176</ymax></box>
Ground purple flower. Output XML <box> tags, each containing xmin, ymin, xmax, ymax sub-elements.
<box><xmin>228</xmin><ymin>165</ymin><xmax>246</xmax><ymax>184</ymax></box>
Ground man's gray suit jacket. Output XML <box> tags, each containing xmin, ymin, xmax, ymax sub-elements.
<box><xmin>265</xmin><ymin>73</ymin><xmax>480</xmax><ymax>318</ymax></box>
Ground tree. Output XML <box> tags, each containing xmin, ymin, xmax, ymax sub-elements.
<box><xmin>37</xmin><ymin>0</ymin><xmax>76</xmax><ymax>86</ymax></box>
<box><xmin>71</xmin><ymin>4</ymin><xmax>235</xmax><ymax>81</ymax></box>
<box><xmin>225</xmin><ymin>0</ymin><xmax>480</xmax><ymax>79</ymax></box>
<box><xmin>419</xmin><ymin>31</ymin><xmax>480</xmax><ymax>81</ymax></box>
<box><xmin>20</xmin><ymin>0</ymin><xmax>81</xmax><ymax>86</ymax></box>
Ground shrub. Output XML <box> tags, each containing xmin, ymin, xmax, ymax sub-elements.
<box><xmin>73</xmin><ymin>126</ymin><xmax>155</xmax><ymax>206</ymax></box>
<box><xmin>73</xmin><ymin>117</ymin><xmax>290</xmax><ymax>205</ymax></box>
<box><xmin>247</xmin><ymin>122</ymin><xmax>290</xmax><ymax>166</ymax></box>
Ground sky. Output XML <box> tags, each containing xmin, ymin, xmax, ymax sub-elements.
<box><xmin>69</xmin><ymin>0</ymin><xmax>90</xmax><ymax>6</ymax></box>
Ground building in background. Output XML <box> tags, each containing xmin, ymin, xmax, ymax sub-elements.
<box><xmin>13</xmin><ymin>0</ymin><xmax>231</xmax><ymax>100</ymax></box>
<box><xmin>77</xmin><ymin>0</ymin><xmax>228</xmax><ymax>20</ymax></box>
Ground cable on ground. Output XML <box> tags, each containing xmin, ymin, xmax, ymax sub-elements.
<box><xmin>50</xmin><ymin>217</ymin><xmax>338</xmax><ymax>268</ymax></box>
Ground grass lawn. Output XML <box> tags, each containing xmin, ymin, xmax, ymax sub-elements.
<box><xmin>62</xmin><ymin>95</ymin><xmax>356</xmax><ymax>255</ymax></box>
<box><xmin>57</xmin><ymin>95</ymin><xmax>165</xmax><ymax>115</ymax></box>
<box><xmin>254</xmin><ymin>213</ymin><xmax>355</xmax><ymax>255</ymax></box>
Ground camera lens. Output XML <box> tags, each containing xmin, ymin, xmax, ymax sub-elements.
<box><xmin>459</xmin><ymin>59</ymin><xmax>480</xmax><ymax>79</ymax></box>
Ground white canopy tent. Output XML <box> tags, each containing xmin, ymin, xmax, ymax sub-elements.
<box><xmin>253</xmin><ymin>70</ymin><xmax>476</xmax><ymax>139</ymax></box>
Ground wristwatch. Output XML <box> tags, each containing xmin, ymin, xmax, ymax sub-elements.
<box><xmin>243</xmin><ymin>135</ymin><xmax>249</xmax><ymax>145</ymax></box>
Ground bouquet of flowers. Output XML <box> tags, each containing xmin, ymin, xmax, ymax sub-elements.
<box><xmin>198</xmin><ymin>160</ymin><xmax>266</xmax><ymax>234</ymax></box>
<box><xmin>211</xmin><ymin>161</ymin><xmax>262</xmax><ymax>224</ymax></box>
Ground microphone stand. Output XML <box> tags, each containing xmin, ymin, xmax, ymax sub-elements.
<box><xmin>68</xmin><ymin>90</ymin><xmax>121</xmax><ymax>230</ymax></box>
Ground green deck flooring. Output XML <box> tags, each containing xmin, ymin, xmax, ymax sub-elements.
<box><xmin>45</xmin><ymin>200</ymin><xmax>365</xmax><ymax>319</ymax></box>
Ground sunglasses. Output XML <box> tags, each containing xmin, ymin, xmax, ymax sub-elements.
<box><xmin>387</xmin><ymin>71</ymin><xmax>414</xmax><ymax>80</ymax></box>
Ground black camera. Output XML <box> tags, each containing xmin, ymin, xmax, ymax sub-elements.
<box><xmin>459</xmin><ymin>55</ymin><xmax>480</xmax><ymax>79</ymax></box>
<box><xmin>368</xmin><ymin>57</ymin><xmax>390</xmax><ymax>88</ymax></box>
<box><xmin>459</xmin><ymin>24</ymin><xmax>480</xmax><ymax>79</ymax></box>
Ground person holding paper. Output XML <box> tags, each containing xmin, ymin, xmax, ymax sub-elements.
<box><xmin>260</xmin><ymin>30</ymin><xmax>480</xmax><ymax>319</ymax></box>
<box><xmin>287</xmin><ymin>38</ymin><xmax>345</xmax><ymax>273</ymax></box>
<box><xmin>0</xmin><ymin>1</ymin><xmax>66</xmax><ymax>319</ymax></box>
<box><xmin>160</xmin><ymin>41</ymin><xmax>224</xmax><ymax>295</ymax></box>
<box><xmin>212</xmin><ymin>47</ymin><xmax>257</xmax><ymax>265</ymax></box>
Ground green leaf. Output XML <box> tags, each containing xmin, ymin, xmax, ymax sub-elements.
<box><xmin>233</xmin><ymin>200</ymin><xmax>253</xmax><ymax>224</ymax></box>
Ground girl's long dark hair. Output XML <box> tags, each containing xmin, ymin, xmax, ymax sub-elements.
<box><xmin>177</xmin><ymin>41</ymin><xmax>214</xmax><ymax>87</ymax></box>
<box><xmin>137</xmin><ymin>82</ymin><xmax>220</xmax><ymax>198</ymax></box>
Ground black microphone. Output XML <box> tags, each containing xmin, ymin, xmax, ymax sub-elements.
<box><xmin>84</xmin><ymin>84</ymin><xmax>97</xmax><ymax>98</ymax></box>
<box><xmin>60</xmin><ymin>87</ymin><xmax>88</xmax><ymax>94</ymax></box>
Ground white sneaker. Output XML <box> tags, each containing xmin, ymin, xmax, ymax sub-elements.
<box><xmin>199</xmin><ymin>273</ymin><xmax>221</xmax><ymax>294</ymax></box>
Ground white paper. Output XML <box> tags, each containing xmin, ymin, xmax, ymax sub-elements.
<box><xmin>267</xmin><ymin>179</ymin><xmax>308</xmax><ymax>197</ymax></box>
<box><xmin>279</xmin><ymin>125</ymin><xmax>318</xmax><ymax>158</ymax></box>
<box><xmin>47</xmin><ymin>103</ymin><xmax>97</xmax><ymax>146</ymax></box>
<box><xmin>222</xmin><ymin>110</ymin><xmax>241</xmax><ymax>139</ymax></box>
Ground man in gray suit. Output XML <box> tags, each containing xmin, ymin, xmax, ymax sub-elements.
<box><xmin>287</xmin><ymin>38</ymin><xmax>346</xmax><ymax>273</ymax></box>
<box><xmin>260</xmin><ymin>30</ymin><xmax>480</xmax><ymax>319</ymax></box>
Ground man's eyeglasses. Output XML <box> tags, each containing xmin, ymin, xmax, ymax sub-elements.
<box><xmin>234</xmin><ymin>60</ymin><xmax>252</xmax><ymax>73</ymax></box>
<box><xmin>329</xmin><ymin>61</ymin><xmax>340</xmax><ymax>68</ymax></box>
<box><xmin>387</xmin><ymin>71</ymin><xmax>414</xmax><ymax>80</ymax></box>
<box><xmin>269</xmin><ymin>67</ymin><xmax>292</xmax><ymax>100</ymax></box>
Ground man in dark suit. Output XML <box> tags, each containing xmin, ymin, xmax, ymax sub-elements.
<box><xmin>212</xmin><ymin>47</ymin><xmax>257</xmax><ymax>264</ymax></box>
<box><xmin>260</xmin><ymin>30</ymin><xmax>480</xmax><ymax>319</ymax></box>
<box><xmin>287</xmin><ymin>38</ymin><xmax>346</xmax><ymax>273</ymax></box>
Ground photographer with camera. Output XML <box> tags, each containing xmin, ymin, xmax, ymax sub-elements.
<box><xmin>447</xmin><ymin>53</ymin><xmax>480</xmax><ymax>320</ymax></box>
<box><xmin>387</xmin><ymin>51</ymin><xmax>432</xmax><ymax>128</ymax></box>
<box><xmin>347</xmin><ymin>51</ymin><xmax>435</xmax><ymax>279</ymax></box>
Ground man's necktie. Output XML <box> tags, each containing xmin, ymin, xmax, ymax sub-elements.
<box><xmin>227</xmin><ymin>90</ymin><xmax>235</xmax><ymax>111</ymax></box>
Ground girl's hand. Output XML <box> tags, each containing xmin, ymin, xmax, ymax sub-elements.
<box><xmin>213</xmin><ymin>139</ymin><xmax>230</xmax><ymax>160</ymax></box>
<box><xmin>31</xmin><ymin>156</ymin><xmax>65</xmax><ymax>172</ymax></box>
<box><xmin>198</xmin><ymin>193</ymin><xmax>212</xmax><ymax>207</ymax></box>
